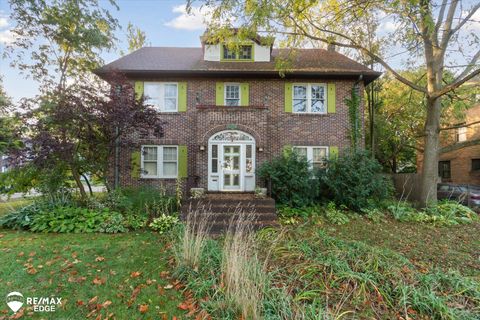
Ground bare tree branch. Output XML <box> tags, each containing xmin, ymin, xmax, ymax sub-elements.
<box><xmin>433</xmin><ymin>67</ymin><xmax>480</xmax><ymax>98</ymax></box>
<box><xmin>440</xmin><ymin>120</ymin><xmax>480</xmax><ymax>131</ymax></box>
<box><xmin>449</xmin><ymin>3</ymin><xmax>480</xmax><ymax>37</ymax></box>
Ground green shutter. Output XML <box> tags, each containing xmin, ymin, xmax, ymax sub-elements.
<box><xmin>282</xmin><ymin>145</ymin><xmax>293</xmax><ymax>157</ymax></box>
<box><xmin>329</xmin><ymin>146</ymin><xmax>339</xmax><ymax>159</ymax></box>
<box><xmin>215</xmin><ymin>82</ymin><xmax>224</xmax><ymax>106</ymax></box>
<box><xmin>285</xmin><ymin>83</ymin><xmax>292</xmax><ymax>113</ymax></box>
<box><xmin>240</xmin><ymin>83</ymin><xmax>249</xmax><ymax>106</ymax></box>
<box><xmin>131</xmin><ymin>151</ymin><xmax>141</xmax><ymax>178</ymax></box>
<box><xmin>327</xmin><ymin>83</ymin><xmax>336</xmax><ymax>113</ymax></box>
<box><xmin>134</xmin><ymin>81</ymin><xmax>144</xmax><ymax>101</ymax></box>
<box><xmin>178</xmin><ymin>145</ymin><xmax>188</xmax><ymax>178</ymax></box>
<box><xmin>178</xmin><ymin>82</ymin><xmax>187</xmax><ymax>112</ymax></box>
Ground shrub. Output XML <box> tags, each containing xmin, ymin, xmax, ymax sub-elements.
<box><xmin>30</xmin><ymin>207</ymin><xmax>113</xmax><ymax>233</ymax></box>
<box><xmin>388</xmin><ymin>200</ymin><xmax>478</xmax><ymax>226</ymax></box>
<box><xmin>258</xmin><ymin>149</ymin><xmax>318</xmax><ymax>207</ymax></box>
<box><xmin>98</xmin><ymin>212</ymin><xmax>127</xmax><ymax>233</ymax></box>
<box><xmin>149</xmin><ymin>214</ymin><xmax>179</xmax><ymax>234</ymax></box>
<box><xmin>0</xmin><ymin>204</ymin><xmax>41</xmax><ymax>229</ymax></box>
<box><xmin>317</xmin><ymin>150</ymin><xmax>393</xmax><ymax>211</ymax></box>
<box><xmin>123</xmin><ymin>214</ymin><xmax>147</xmax><ymax>230</ymax></box>
<box><xmin>324</xmin><ymin>202</ymin><xmax>350</xmax><ymax>225</ymax></box>
<box><xmin>361</xmin><ymin>207</ymin><xmax>385</xmax><ymax>223</ymax></box>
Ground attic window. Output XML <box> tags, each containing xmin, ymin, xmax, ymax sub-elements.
<box><xmin>222</xmin><ymin>45</ymin><xmax>252</xmax><ymax>60</ymax></box>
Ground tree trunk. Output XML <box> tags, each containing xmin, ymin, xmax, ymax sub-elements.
<box><xmin>81</xmin><ymin>173</ymin><xmax>93</xmax><ymax>196</ymax></box>
<box><xmin>72</xmin><ymin>168</ymin><xmax>87</xmax><ymax>199</ymax></box>
<box><xmin>419</xmin><ymin>96</ymin><xmax>441</xmax><ymax>206</ymax></box>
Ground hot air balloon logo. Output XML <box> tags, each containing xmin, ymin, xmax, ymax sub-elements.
<box><xmin>6</xmin><ymin>292</ymin><xmax>24</xmax><ymax>313</ymax></box>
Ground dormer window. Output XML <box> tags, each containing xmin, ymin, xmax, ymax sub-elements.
<box><xmin>222</xmin><ymin>45</ymin><xmax>253</xmax><ymax>60</ymax></box>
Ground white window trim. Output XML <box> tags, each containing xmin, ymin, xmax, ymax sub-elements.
<box><xmin>293</xmin><ymin>146</ymin><xmax>329</xmax><ymax>168</ymax></box>
<box><xmin>140</xmin><ymin>145</ymin><xmax>179</xmax><ymax>179</ymax></box>
<box><xmin>224</xmin><ymin>82</ymin><xmax>241</xmax><ymax>106</ymax></box>
<box><xmin>456</xmin><ymin>126</ymin><xmax>467</xmax><ymax>142</ymax></box>
<box><xmin>292</xmin><ymin>83</ymin><xmax>327</xmax><ymax>114</ymax></box>
<box><xmin>144</xmin><ymin>82</ymin><xmax>179</xmax><ymax>112</ymax></box>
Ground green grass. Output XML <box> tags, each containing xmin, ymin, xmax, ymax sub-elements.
<box><xmin>0</xmin><ymin>231</ymin><xmax>187</xmax><ymax>319</ymax></box>
<box><xmin>320</xmin><ymin>216</ymin><xmax>480</xmax><ymax>276</ymax></box>
<box><xmin>0</xmin><ymin>198</ymin><xmax>33</xmax><ymax>216</ymax></box>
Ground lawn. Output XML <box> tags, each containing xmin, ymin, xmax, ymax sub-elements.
<box><xmin>0</xmin><ymin>231</ymin><xmax>187</xmax><ymax>319</ymax></box>
<box><xmin>322</xmin><ymin>216</ymin><xmax>480</xmax><ymax>276</ymax></box>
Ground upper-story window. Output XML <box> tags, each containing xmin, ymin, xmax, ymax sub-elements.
<box><xmin>455</xmin><ymin>125</ymin><xmax>467</xmax><ymax>142</ymax></box>
<box><xmin>222</xmin><ymin>45</ymin><xmax>253</xmax><ymax>60</ymax></box>
<box><xmin>144</xmin><ymin>82</ymin><xmax>178</xmax><ymax>112</ymax></box>
<box><xmin>293</xmin><ymin>84</ymin><xmax>327</xmax><ymax>113</ymax></box>
<box><xmin>225</xmin><ymin>84</ymin><xmax>240</xmax><ymax>106</ymax></box>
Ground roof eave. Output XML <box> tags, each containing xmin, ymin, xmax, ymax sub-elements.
<box><xmin>95</xmin><ymin>68</ymin><xmax>381</xmax><ymax>84</ymax></box>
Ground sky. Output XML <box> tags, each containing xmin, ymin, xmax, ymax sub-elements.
<box><xmin>0</xmin><ymin>0</ymin><xmax>210</xmax><ymax>102</ymax></box>
<box><xmin>0</xmin><ymin>0</ymin><xmax>479</xmax><ymax>102</ymax></box>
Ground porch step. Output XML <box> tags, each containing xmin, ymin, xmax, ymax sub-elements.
<box><xmin>181</xmin><ymin>193</ymin><xmax>278</xmax><ymax>234</ymax></box>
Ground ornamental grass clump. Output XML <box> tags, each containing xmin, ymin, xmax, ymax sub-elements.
<box><xmin>174</xmin><ymin>204</ymin><xmax>212</xmax><ymax>272</ymax></box>
<box><xmin>222</xmin><ymin>211</ymin><xmax>267</xmax><ymax>320</ymax></box>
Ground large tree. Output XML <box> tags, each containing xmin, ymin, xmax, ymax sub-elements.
<box><xmin>5</xmin><ymin>0</ymin><xmax>119</xmax><ymax>92</ymax></box>
<box><xmin>200</xmin><ymin>0</ymin><xmax>480</xmax><ymax>206</ymax></box>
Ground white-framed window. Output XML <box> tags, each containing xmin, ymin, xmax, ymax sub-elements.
<box><xmin>225</xmin><ymin>83</ymin><xmax>240</xmax><ymax>106</ymax></box>
<box><xmin>143</xmin><ymin>82</ymin><xmax>178</xmax><ymax>112</ymax></box>
<box><xmin>456</xmin><ymin>126</ymin><xmax>467</xmax><ymax>142</ymax></box>
<box><xmin>293</xmin><ymin>83</ymin><xmax>327</xmax><ymax>113</ymax></box>
<box><xmin>293</xmin><ymin>146</ymin><xmax>329</xmax><ymax>169</ymax></box>
<box><xmin>141</xmin><ymin>145</ymin><xmax>178</xmax><ymax>178</ymax></box>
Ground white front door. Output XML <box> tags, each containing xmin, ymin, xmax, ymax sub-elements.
<box><xmin>221</xmin><ymin>144</ymin><xmax>242</xmax><ymax>191</ymax></box>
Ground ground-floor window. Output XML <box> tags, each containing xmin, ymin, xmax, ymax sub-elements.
<box><xmin>293</xmin><ymin>146</ymin><xmax>329</xmax><ymax>169</ymax></box>
<box><xmin>141</xmin><ymin>145</ymin><xmax>178</xmax><ymax>178</ymax></box>
<box><xmin>472</xmin><ymin>159</ymin><xmax>480</xmax><ymax>171</ymax></box>
<box><xmin>438</xmin><ymin>160</ymin><xmax>451</xmax><ymax>179</ymax></box>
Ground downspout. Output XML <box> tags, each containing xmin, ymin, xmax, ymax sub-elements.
<box><xmin>114</xmin><ymin>126</ymin><xmax>120</xmax><ymax>189</ymax></box>
<box><xmin>354</xmin><ymin>75</ymin><xmax>363</xmax><ymax>150</ymax></box>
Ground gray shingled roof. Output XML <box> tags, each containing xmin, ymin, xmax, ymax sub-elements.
<box><xmin>96</xmin><ymin>47</ymin><xmax>381</xmax><ymax>83</ymax></box>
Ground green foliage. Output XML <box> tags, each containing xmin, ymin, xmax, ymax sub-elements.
<box><xmin>324</xmin><ymin>202</ymin><xmax>350</xmax><ymax>225</ymax></box>
<box><xmin>361</xmin><ymin>207</ymin><xmax>385</xmax><ymax>223</ymax></box>
<box><xmin>121</xmin><ymin>186</ymin><xmax>177</xmax><ymax>217</ymax></box>
<box><xmin>98</xmin><ymin>212</ymin><xmax>127</xmax><ymax>233</ymax></box>
<box><xmin>388</xmin><ymin>200</ymin><xmax>478</xmax><ymax>226</ymax></box>
<box><xmin>123</xmin><ymin>214</ymin><xmax>147</xmax><ymax>230</ymax></box>
<box><xmin>149</xmin><ymin>214</ymin><xmax>179</xmax><ymax>234</ymax></box>
<box><xmin>258</xmin><ymin>148</ymin><xmax>318</xmax><ymax>207</ymax></box>
<box><xmin>318</xmin><ymin>150</ymin><xmax>393</xmax><ymax>211</ymax></box>
<box><xmin>345</xmin><ymin>86</ymin><xmax>361</xmax><ymax>149</ymax></box>
<box><xmin>30</xmin><ymin>207</ymin><xmax>114</xmax><ymax>233</ymax></box>
<box><xmin>0</xmin><ymin>204</ymin><xmax>41</xmax><ymax>229</ymax></box>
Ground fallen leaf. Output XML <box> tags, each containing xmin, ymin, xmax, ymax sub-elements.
<box><xmin>27</xmin><ymin>267</ymin><xmax>37</xmax><ymax>275</ymax></box>
<box><xmin>130</xmin><ymin>271</ymin><xmax>141</xmax><ymax>278</ymax></box>
<box><xmin>139</xmin><ymin>304</ymin><xmax>149</xmax><ymax>314</ymax></box>
<box><xmin>88</xmin><ymin>296</ymin><xmax>98</xmax><ymax>304</ymax></box>
<box><xmin>163</xmin><ymin>284</ymin><xmax>173</xmax><ymax>289</ymax></box>
<box><xmin>92</xmin><ymin>277</ymin><xmax>106</xmax><ymax>285</ymax></box>
<box><xmin>76</xmin><ymin>300</ymin><xmax>84</xmax><ymax>306</ymax></box>
<box><xmin>95</xmin><ymin>256</ymin><xmax>105</xmax><ymax>262</ymax></box>
<box><xmin>29</xmin><ymin>252</ymin><xmax>36</xmax><ymax>257</ymax></box>
<box><xmin>102</xmin><ymin>300</ymin><xmax>112</xmax><ymax>308</ymax></box>
<box><xmin>18</xmin><ymin>252</ymin><xmax>24</xmax><ymax>257</ymax></box>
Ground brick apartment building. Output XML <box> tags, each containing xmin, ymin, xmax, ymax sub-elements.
<box><xmin>96</xmin><ymin>32</ymin><xmax>380</xmax><ymax>194</ymax></box>
<box><xmin>417</xmin><ymin>104</ymin><xmax>480</xmax><ymax>185</ymax></box>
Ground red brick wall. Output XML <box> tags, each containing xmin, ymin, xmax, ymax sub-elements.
<box><xmin>417</xmin><ymin>104</ymin><xmax>480</xmax><ymax>185</ymax></box>
<box><xmin>114</xmin><ymin>77</ymin><xmax>363</xmax><ymax>193</ymax></box>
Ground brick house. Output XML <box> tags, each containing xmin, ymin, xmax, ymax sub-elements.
<box><xmin>418</xmin><ymin>104</ymin><xmax>480</xmax><ymax>185</ymax></box>
<box><xmin>96</xmin><ymin>33</ymin><xmax>380</xmax><ymax>195</ymax></box>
